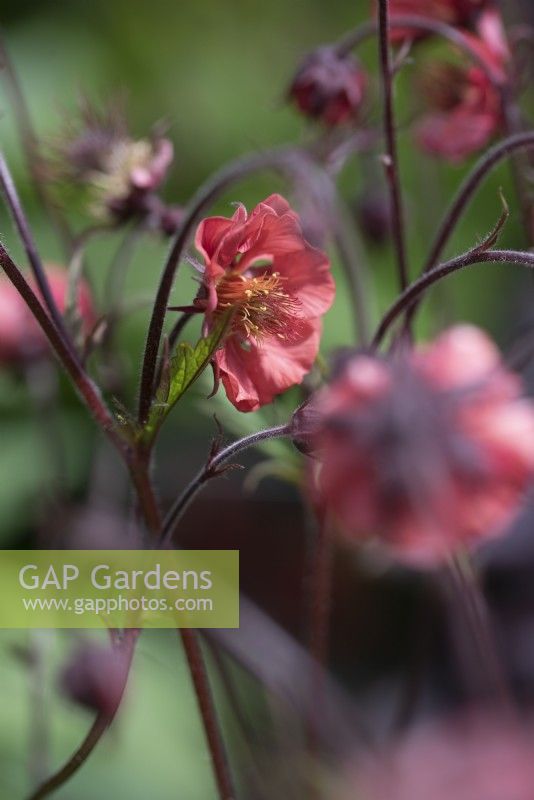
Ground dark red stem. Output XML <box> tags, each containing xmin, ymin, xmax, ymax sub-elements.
<box><xmin>373</xmin><ymin>248</ymin><xmax>534</xmax><ymax>347</ymax></box>
<box><xmin>0</xmin><ymin>153</ymin><xmax>74</xmax><ymax>351</ymax></box>
<box><xmin>0</xmin><ymin>243</ymin><xmax>125</xmax><ymax>452</ymax></box>
<box><xmin>160</xmin><ymin>423</ymin><xmax>291</xmax><ymax>545</ymax></box>
<box><xmin>377</xmin><ymin>0</ymin><xmax>409</xmax><ymax>293</ymax></box>
<box><xmin>336</xmin><ymin>15</ymin><xmax>505</xmax><ymax>83</ymax></box>
<box><xmin>26</xmin><ymin>629</ymin><xmax>139</xmax><ymax>800</ymax></box>
<box><xmin>179</xmin><ymin>630</ymin><xmax>235</xmax><ymax>800</ymax></box>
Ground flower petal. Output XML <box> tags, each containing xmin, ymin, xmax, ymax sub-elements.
<box><xmin>216</xmin><ymin>323</ymin><xmax>321</xmax><ymax>412</ymax></box>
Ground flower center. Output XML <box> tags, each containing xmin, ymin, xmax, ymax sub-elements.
<box><xmin>216</xmin><ymin>270</ymin><xmax>306</xmax><ymax>343</ymax></box>
<box><xmin>419</xmin><ymin>63</ymin><xmax>469</xmax><ymax>111</ymax></box>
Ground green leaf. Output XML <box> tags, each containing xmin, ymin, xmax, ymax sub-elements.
<box><xmin>142</xmin><ymin>311</ymin><xmax>232</xmax><ymax>443</ymax></box>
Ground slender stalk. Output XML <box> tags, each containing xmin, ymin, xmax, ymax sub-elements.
<box><xmin>27</xmin><ymin>631</ymin><xmax>50</xmax><ymax>787</ymax></box>
<box><xmin>421</xmin><ymin>133</ymin><xmax>534</xmax><ymax>274</ymax></box>
<box><xmin>179</xmin><ymin>630</ymin><xmax>235</xmax><ymax>800</ymax></box>
<box><xmin>373</xmin><ymin>248</ymin><xmax>534</xmax><ymax>347</ymax></box>
<box><xmin>500</xmin><ymin>85</ymin><xmax>534</xmax><ymax>244</ymax></box>
<box><xmin>377</xmin><ymin>0</ymin><xmax>409</xmax><ymax>293</ymax></box>
<box><xmin>26</xmin><ymin>629</ymin><xmax>139</xmax><ymax>800</ymax></box>
<box><xmin>335</xmin><ymin>15</ymin><xmax>505</xmax><ymax>83</ymax></box>
<box><xmin>0</xmin><ymin>153</ymin><xmax>74</xmax><ymax>350</ymax></box>
<box><xmin>403</xmin><ymin>133</ymin><xmax>534</xmax><ymax>330</ymax></box>
<box><xmin>0</xmin><ymin>243</ymin><xmax>125</xmax><ymax>453</ymax></box>
<box><xmin>333</xmin><ymin>213</ymin><xmax>372</xmax><ymax>346</ymax></box>
<box><xmin>307</xmin><ymin>509</ymin><xmax>334</xmax><ymax>753</ymax></box>
<box><xmin>447</xmin><ymin>554</ymin><xmax>514</xmax><ymax>714</ymax></box>
<box><xmin>0</xmin><ymin>31</ymin><xmax>73</xmax><ymax>252</ymax></box>
<box><xmin>160</xmin><ymin>423</ymin><xmax>291</xmax><ymax>545</ymax></box>
<box><xmin>125</xmin><ymin>457</ymin><xmax>235</xmax><ymax>800</ymax></box>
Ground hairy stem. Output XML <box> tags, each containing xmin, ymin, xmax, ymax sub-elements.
<box><xmin>336</xmin><ymin>15</ymin><xmax>505</xmax><ymax>82</ymax></box>
<box><xmin>0</xmin><ymin>31</ymin><xmax>73</xmax><ymax>252</ymax></box>
<box><xmin>500</xmin><ymin>85</ymin><xmax>534</xmax><ymax>244</ymax></box>
<box><xmin>377</xmin><ymin>0</ymin><xmax>409</xmax><ymax>293</ymax></box>
<box><xmin>26</xmin><ymin>629</ymin><xmax>139</xmax><ymax>800</ymax></box>
<box><xmin>373</xmin><ymin>248</ymin><xmax>534</xmax><ymax>346</ymax></box>
<box><xmin>422</xmin><ymin>133</ymin><xmax>534</xmax><ymax>274</ymax></box>
<box><xmin>0</xmin><ymin>153</ymin><xmax>73</xmax><ymax>350</ymax></box>
<box><xmin>403</xmin><ymin>132</ymin><xmax>534</xmax><ymax>330</ymax></box>
<box><xmin>447</xmin><ymin>553</ymin><xmax>514</xmax><ymax>714</ymax></box>
<box><xmin>0</xmin><ymin>244</ymin><xmax>125</xmax><ymax>454</ymax></box>
<box><xmin>160</xmin><ymin>423</ymin><xmax>291</xmax><ymax>545</ymax></box>
<box><xmin>179</xmin><ymin>630</ymin><xmax>235</xmax><ymax>800</ymax></box>
<box><xmin>307</xmin><ymin>509</ymin><xmax>334</xmax><ymax>753</ymax></box>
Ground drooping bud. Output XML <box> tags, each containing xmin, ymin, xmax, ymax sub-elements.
<box><xmin>355</xmin><ymin>190</ymin><xmax>392</xmax><ymax>246</ymax></box>
<box><xmin>288</xmin><ymin>48</ymin><xmax>367</xmax><ymax>126</ymax></box>
<box><xmin>60</xmin><ymin>642</ymin><xmax>129</xmax><ymax>716</ymax></box>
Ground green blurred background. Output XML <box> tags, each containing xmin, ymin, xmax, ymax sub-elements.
<box><xmin>0</xmin><ymin>0</ymin><xmax>530</xmax><ymax>797</ymax></box>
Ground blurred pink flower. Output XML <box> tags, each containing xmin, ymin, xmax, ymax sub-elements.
<box><xmin>383</xmin><ymin>0</ymin><xmax>495</xmax><ymax>42</ymax></box>
<box><xmin>0</xmin><ymin>266</ymin><xmax>94</xmax><ymax>367</ymax></box>
<box><xmin>288</xmin><ymin>48</ymin><xmax>367</xmax><ymax>126</ymax></box>
<box><xmin>415</xmin><ymin>9</ymin><xmax>509</xmax><ymax>161</ymax></box>
<box><xmin>347</xmin><ymin>710</ymin><xmax>534</xmax><ymax>800</ymax></box>
<box><xmin>194</xmin><ymin>194</ymin><xmax>335</xmax><ymax>412</ymax></box>
<box><xmin>309</xmin><ymin>326</ymin><xmax>534</xmax><ymax>567</ymax></box>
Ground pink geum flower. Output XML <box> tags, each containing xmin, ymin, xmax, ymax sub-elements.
<box><xmin>308</xmin><ymin>325</ymin><xmax>534</xmax><ymax>567</ymax></box>
<box><xmin>288</xmin><ymin>48</ymin><xmax>367</xmax><ymax>126</ymax></box>
<box><xmin>382</xmin><ymin>0</ymin><xmax>494</xmax><ymax>43</ymax></box>
<box><xmin>193</xmin><ymin>194</ymin><xmax>335</xmax><ymax>412</ymax></box>
<box><xmin>345</xmin><ymin>709</ymin><xmax>534</xmax><ymax>800</ymax></box>
<box><xmin>0</xmin><ymin>265</ymin><xmax>94</xmax><ymax>366</ymax></box>
<box><xmin>415</xmin><ymin>9</ymin><xmax>508</xmax><ymax>161</ymax></box>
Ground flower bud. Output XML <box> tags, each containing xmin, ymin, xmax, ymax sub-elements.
<box><xmin>289</xmin><ymin>399</ymin><xmax>323</xmax><ymax>456</ymax></box>
<box><xmin>355</xmin><ymin>191</ymin><xmax>392</xmax><ymax>246</ymax></box>
<box><xmin>60</xmin><ymin>642</ymin><xmax>128</xmax><ymax>716</ymax></box>
<box><xmin>288</xmin><ymin>48</ymin><xmax>367</xmax><ymax>126</ymax></box>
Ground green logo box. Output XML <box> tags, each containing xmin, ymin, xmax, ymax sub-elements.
<box><xmin>0</xmin><ymin>550</ymin><xmax>239</xmax><ymax>629</ymax></box>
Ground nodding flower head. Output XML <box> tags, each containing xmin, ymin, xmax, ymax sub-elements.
<box><xmin>193</xmin><ymin>194</ymin><xmax>335</xmax><ymax>412</ymax></box>
<box><xmin>50</xmin><ymin>99</ymin><xmax>175</xmax><ymax>227</ymax></box>
<box><xmin>414</xmin><ymin>9</ymin><xmax>509</xmax><ymax>161</ymax></box>
<box><xmin>383</xmin><ymin>0</ymin><xmax>497</xmax><ymax>42</ymax></box>
<box><xmin>288</xmin><ymin>47</ymin><xmax>367</xmax><ymax>126</ymax></box>
<box><xmin>60</xmin><ymin>642</ymin><xmax>128</xmax><ymax>717</ymax></box>
<box><xmin>307</xmin><ymin>325</ymin><xmax>534</xmax><ymax>567</ymax></box>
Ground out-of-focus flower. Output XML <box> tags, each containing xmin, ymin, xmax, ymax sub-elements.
<box><xmin>288</xmin><ymin>47</ymin><xmax>367</xmax><ymax>126</ymax></box>
<box><xmin>0</xmin><ymin>265</ymin><xmax>94</xmax><ymax>367</ymax></box>
<box><xmin>308</xmin><ymin>325</ymin><xmax>534</xmax><ymax>567</ymax></box>
<box><xmin>60</xmin><ymin>642</ymin><xmax>128</xmax><ymax>716</ymax></box>
<box><xmin>415</xmin><ymin>9</ymin><xmax>508</xmax><ymax>161</ymax></box>
<box><xmin>50</xmin><ymin>100</ymin><xmax>176</xmax><ymax>229</ymax></box>
<box><xmin>382</xmin><ymin>0</ymin><xmax>494</xmax><ymax>43</ymax></box>
<box><xmin>415</xmin><ymin>61</ymin><xmax>503</xmax><ymax>161</ymax></box>
<box><xmin>343</xmin><ymin>710</ymin><xmax>534</xmax><ymax>800</ymax></box>
<box><xmin>193</xmin><ymin>194</ymin><xmax>335</xmax><ymax>412</ymax></box>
